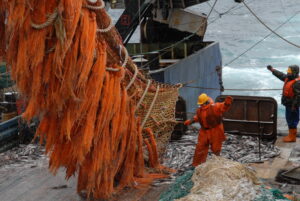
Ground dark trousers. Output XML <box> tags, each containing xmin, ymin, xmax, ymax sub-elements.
<box><xmin>285</xmin><ymin>106</ymin><xmax>300</xmax><ymax>129</ymax></box>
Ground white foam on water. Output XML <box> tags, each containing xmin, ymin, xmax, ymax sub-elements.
<box><xmin>270</xmin><ymin>55</ymin><xmax>300</xmax><ymax>60</ymax></box>
<box><xmin>222</xmin><ymin>66</ymin><xmax>286</xmax><ymax>117</ymax></box>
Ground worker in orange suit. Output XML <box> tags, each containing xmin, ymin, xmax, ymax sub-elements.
<box><xmin>267</xmin><ymin>65</ymin><xmax>300</xmax><ymax>142</ymax></box>
<box><xmin>184</xmin><ymin>93</ymin><xmax>233</xmax><ymax>166</ymax></box>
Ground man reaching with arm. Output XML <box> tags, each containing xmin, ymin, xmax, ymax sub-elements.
<box><xmin>267</xmin><ymin>65</ymin><xmax>300</xmax><ymax>142</ymax></box>
<box><xmin>184</xmin><ymin>94</ymin><xmax>233</xmax><ymax>166</ymax></box>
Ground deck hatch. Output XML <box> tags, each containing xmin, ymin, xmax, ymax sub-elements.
<box><xmin>216</xmin><ymin>95</ymin><xmax>277</xmax><ymax>141</ymax></box>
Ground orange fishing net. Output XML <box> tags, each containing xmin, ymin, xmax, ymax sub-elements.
<box><xmin>0</xmin><ymin>0</ymin><xmax>179</xmax><ymax>199</ymax></box>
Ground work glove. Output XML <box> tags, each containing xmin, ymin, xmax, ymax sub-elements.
<box><xmin>184</xmin><ymin>120</ymin><xmax>191</xmax><ymax>126</ymax></box>
<box><xmin>267</xmin><ymin>65</ymin><xmax>273</xmax><ymax>72</ymax></box>
<box><xmin>225</xmin><ymin>96</ymin><xmax>233</xmax><ymax>105</ymax></box>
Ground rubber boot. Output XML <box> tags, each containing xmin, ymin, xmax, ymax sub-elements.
<box><xmin>283</xmin><ymin>128</ymin><xmax>297</xmax><ymax>142</ymax></box>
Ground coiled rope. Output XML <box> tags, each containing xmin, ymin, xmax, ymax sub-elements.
<box><xmin>83</xmin><ymin>0</ymin><xmax>105</xmax><ymax>10</ymax></box>
<box><xmin>83</xmin><ymin>0</ymin><xmax>112</xmax><ymax>33</ymax></box>
<box><xmin>96</xmin><ymin>15</ymin><xmax>114</xmax><ymax>33</ymax></box>
<box><xmin>31</xmin><ymin>8</ymin><xmax>58</xmax><ymax>29</ymax></box>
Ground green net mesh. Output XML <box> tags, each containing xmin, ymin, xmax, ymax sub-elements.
<box><xmin>160</xmin><ymin>176</ymin><xmax>290</xmax><ymax>201</ymax></box>
<box><xmin>159</xmin><ymin>156</ymin><xmax>291</xmax><ymax>201</ymax></box>
<box><xmin>254</xmin><ymin>186</ymin><xmax>290</xmax><ymax>201</ymax></box>
<box><xmin>159</xmin><ymin>169</ymin><xmax>195</xmax><ymax>201</ymax></box>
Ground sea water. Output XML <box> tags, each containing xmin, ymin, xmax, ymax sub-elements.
<box><xmin>191</xmin><ymin>0</ymin><xmax>300</xmax><ymax>117</ymax></box>
<box><xmin>109</xmin><ymin>0</ymin><xmax>300</xmax><ymax>117</ymax></box>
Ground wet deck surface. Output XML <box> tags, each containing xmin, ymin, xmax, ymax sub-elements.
<box><xmin>0</xmin><ymin>156</ymin><xmax>170</xmax><ymax>201</ymax></box>
<box><xmin>249</xmin><ymin>118</ymin><xmax>300</xmax><ymax>179</ymax></box>
<box><xmin>249</xmin><ymin>136</ymin><xmax>300</xmax><ymax>179</ymax></box>
<box><xmin>0</xmin><ymin>158</ymin><xmax>81</xmax><ymax>201</ymax></box>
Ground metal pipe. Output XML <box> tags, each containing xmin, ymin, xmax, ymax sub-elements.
<box><xmin>0</xmin><ymin>127</ymin><xmax>18</xmax><ymax>141</ymax></box>
<box><xmin>257</xmin><ymin>100</ymin><xmax>263</xmax><ymax>162</ymax></box>
<box><xmin>0</xmin><ymin>116</ymin><xmax>20</xmax><ymax>132</ymax></box>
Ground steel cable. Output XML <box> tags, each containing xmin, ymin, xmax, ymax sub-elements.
<box><xmin>225</xmin><ymin>10</ymin><xmax>300</xmax><ymax>66</ymax></box>
<box><xmin>242</xmin><ymin>0</ymin><xmax>300</xmax><ymax>48</ymax></box>
<box><xmin>183</xmin><ymin>85</ymin><xmax>281</xmax><ymax>91</ymax></box>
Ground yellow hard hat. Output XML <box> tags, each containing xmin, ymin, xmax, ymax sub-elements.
<box><xmin>197</xmin><ymin>93</ymin><xmax>209</xmax><ymax>105</ymax></box>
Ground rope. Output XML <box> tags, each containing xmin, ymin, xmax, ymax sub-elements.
<box><xmin>225</xmin><ymin>10</ymin><xmax>300</xmax><ymax>66</ymax></box>
<box><xmin>214</xmin><ymin>0</ymin><xmax>257</xmax><ymax>18</ymax></box>
<box><xmin>83</xmin><ymin>0</ymin><xmax>105</xmax><ymax>10</ymax></box>
<box><xmin>31</xmin><ymin>9</ymin><xmax>58</xmax><ymax>29</ymax></box>
<box><xmin>279</xmin><ymin>0</ymin><xmax>300</xmax><ymax>35</ymax></box>
<box><xmin>141</xmin><ymin>85</ymin><xmax>160</xmax><ymax>129</ymax></box>
<box><xmin>46</xmin><ymin>46</ymin><xmax>55</xmax><ymax>54</ymax></box>
<box><xmin>121</xmin><ymin>46</ymin><xmax>129</xmax><ymax>67</ymax></box>
<box><xmin>96</xmin><ymin>15</ymin><xmax>114</xmax><ymax>33</ymax></box>
<box><xmin>207</xmin><ymin>0</ymin><xmax>256</xmax><ymax>19</ymax></box>
<box><xmin>184</xmin><ymin>85</ymin><xmax>281</xmax><ymax>91</ymax></box>
<box><xmin>136</xmin><ymin>79</ymin><xmax>151</xmax><ymax>111</ymax></box>
<box><xmin>118</xmin><ymin>45</ymin><xmax>123</xmax><ymax>61</ymax></box>
<box><xmin>126</xmin><ymin>64</ymin><xmax>138</xmax><ymax>90</ymax></box>
<box><xmin>106</xmin><ymin>67</ymin><xmax>120</xmax><ymax>72</ymax></box>
<box><xmin>242</xmin><ymin>1</ymin><xmax>300</xmax><ymax>48</ymax></box>
<box><xmin>226</xmin><ymin>65</ymin><xmax>288</xmax><ymax>68</ymax></box>
<box><xmin>205</xmin><ymin>0</ymin><xmax>218</xmax><ymax>25</ymax></box>
<box><xmin>206</xmin><ymin>1</ymin><xmax>222</xmax><ymax>16</ymax></box>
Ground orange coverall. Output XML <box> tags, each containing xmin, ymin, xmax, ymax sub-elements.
<box><xmin>188</xmin><ymin>96</ymin><xmax>232</xmax><ymax>166</ymax></box>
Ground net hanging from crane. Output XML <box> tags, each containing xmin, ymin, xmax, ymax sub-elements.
<box><xmin>0</xmin><ymin>0</ymin><xmax>179</xmax><ymax>199</ymax></box>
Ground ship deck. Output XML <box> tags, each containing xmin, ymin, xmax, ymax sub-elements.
<box><xmin>249</xmin><ymin>136</ymin><xmax>300</xmax><ymax>179</ymax></box>
<box><xmin>1</xmin><ymin>119</ymin><xmax>300</xmax><ymax>201</ymax></box>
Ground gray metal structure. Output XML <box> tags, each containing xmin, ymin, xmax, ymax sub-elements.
<box><xmin>150</xmin><ymin>42</ymin><xmax>223</xmax><ymax>115</ymax></box>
